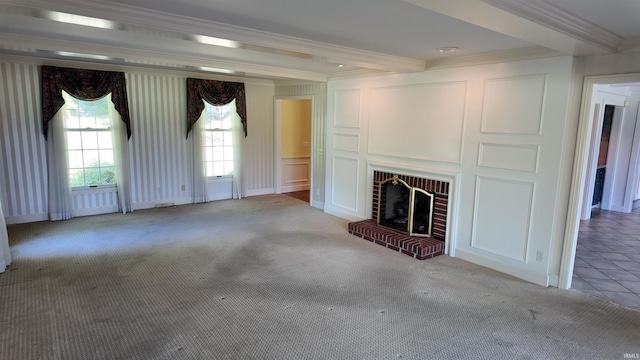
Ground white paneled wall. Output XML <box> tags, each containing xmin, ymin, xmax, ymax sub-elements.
<box><xmin>0</xmin><ymin>60</ymin><xmax>276</xmax><ymax>223</ymax></box>
<box><xmin>275</xmin><ymin>82</ymin><xmax>327</xmax><ymax>207</ymax></box>
<box><xmin>0</xmin><ymin>63</ymin><xmax>48</xmax><ymax>223</ymax></box>
<box><xmin>325</xmin><ymin>57</ymin><xmax>577</xmax><ymax>286</ymax></box>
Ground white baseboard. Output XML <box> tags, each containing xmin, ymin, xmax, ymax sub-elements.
<box><xmin>323</xmin><ymin>205</ymin><xmax>364</xmax><ymax>222</ymax></box>
<box><xmin>244</xmin><ymin>188</ymin><xmax>275</xmax><ymax>197</ymax></box>
<box><xmin>455</xmin><ymin>248</ymin><xmax>549</xmax><ymax>287</ymax></box>
<box><xmin>131</xmin><ymin>198</ymin><xmax>192</xmax><ymax>211</ymax></box>
<box><xmin>5</xmin><ymin>213</ymin><xmax>48</xmax><ymax>225</ymax></box>
<box><xmin>311</xmin><ymin>200</ymin><xmax>324</xmax><ymax>210</ymax></box>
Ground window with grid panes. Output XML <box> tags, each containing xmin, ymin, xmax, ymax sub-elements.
<box><xmin>62</xmin><ymin>92</ymin><xmax>116</xmax><ymax>188</ymax></box>
<box><xmin>203</xmin><ymin>101</ymin><xmax>234</xmax><ymax>177</ymax></box>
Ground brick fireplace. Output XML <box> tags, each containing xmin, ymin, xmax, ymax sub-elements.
<box><xmin>348</xmin><ymin>171</ymin><xmax>449</xmax><ymax>259</ymax></box>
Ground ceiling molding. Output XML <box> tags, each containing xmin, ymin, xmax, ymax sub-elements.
<box><xmin>0</xmin><ymin>0</ymin><xmax>425</xmax><ymax>73</ymax></box>
<box><xmin>0</xmin><ymin>53</ymin><xmax>278</xmax><ymax>85</ymax></box>
<box><xmin>425</xmin><ymin>46</ymin><xmax>565</xmax><ymax>70</ymax></box>
<box><xmin>618</xmin><ymin>37</ymin><xmax>640</xmax><ymax>54</ymax></box>
<box><xmin>481</xmin><ymin>0</ymin><xmax>624</xmax><ymax>52</ymax></box>
<box><xmin>328</xmin><ymin>68</ymin><xmax>394</xmax><ymax>81</ymax></box>
<box><xmin>0</xmin><ymin>32</ymin><xmax>330</xmax><ymax>81</ymax></box>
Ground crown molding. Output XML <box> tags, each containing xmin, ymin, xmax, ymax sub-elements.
<box><xmin>481</xmin><ymin>0</ymin><xmax>623</xmax><ymax>53</ymax></box>
<box><xmin>328</xmin><ymin>68</ymin><xmax>394</xmax><ymax>81</ymax></box>
<box><xmin>425</xmin><ymin>46</ymin><xmax>565</xmax><ymax>70</ymax></box>
<box><xmin>0</xmin><ymin>0</ymin><xmax>425</xmax><ymax>73</ymax></box>
<box><xmin>0</xmin><ymin>53</ymin><xmax>280</xmax><ymax>84</ymax></box>
<box><xmin>618</xmin><ymin>37</ymin><xmax>640</xmax><ymax>54</ymax></box>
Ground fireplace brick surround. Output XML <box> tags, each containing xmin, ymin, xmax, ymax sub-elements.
<box><xmin>348</xmin><ymin>171</ymin><xmax>449</xmax><ymax>260</ymax></box>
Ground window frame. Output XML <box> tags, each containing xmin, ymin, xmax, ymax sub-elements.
<box><xmin>62</xmin><ymin>92</ymin><xmax>117</xmax><ymax>190</ymax></box>
<box><xmin>202</xmin><ymin>102</ymin><xmax>234</xmax><ymax>179</ymax></box>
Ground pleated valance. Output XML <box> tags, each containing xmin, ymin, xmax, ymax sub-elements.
<box><xmin>41</xmin><ymin>65</ymin><xmax>131</xmax><ymax>139</ymax></box>
<box><xmin>186</xmin><ymin>78</ymin><xmax>247</xmax><ymax>138</ymax></box>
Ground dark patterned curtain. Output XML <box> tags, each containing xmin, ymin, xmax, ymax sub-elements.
<box><xmin>186</xmin><ymin>78</ymin><xmax>247</xmax><ymax>138</ymax></box>
<box><xmin>41</xmin><ymin>66</ymin><xmax>131</xmax><ymax>139</ymax></box>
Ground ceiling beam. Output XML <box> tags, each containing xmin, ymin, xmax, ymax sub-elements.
<box><xmin>0</xmin><ymin>0</ymin><xmax>426</xmax><ymax>73</ymax></box>
<box><xmin>404</xmin><ymin>0</ymin><xmax>622</xmax><ymax>56</ymax></box>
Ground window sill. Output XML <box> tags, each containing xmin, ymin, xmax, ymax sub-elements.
<box><xmin>207</xmin><ymin>175</ymin><xmax>233</xmax><ymax>183</ymax></box>
<box><xmin>72</xmin><ymin>185</ymin><xmax>117</xmax><ymax>194</ymax></box>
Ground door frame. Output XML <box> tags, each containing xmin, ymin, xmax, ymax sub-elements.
<box><xmin>580</xmin><ymin>93</ymin><xmax>626</xmax><ymax>220</ymax></box>
<box><xmin>274</xmin><ymin>95</ymin><xmax>314</xmax><ymax>197</ymax></box>
<box><xmin>559</xmin><ymin>73</ymin><xmax>640</xmax><ymax>289</ymax></box>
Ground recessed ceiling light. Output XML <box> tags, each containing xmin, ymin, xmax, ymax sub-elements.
<box><xmin>48</xmin><ymin>11</ymin><xmax>114</xmax><ymax>29</ymax></box>
<box><xmin>198</xmin><ymin>66</ymin><xmax>235</xmax><ymax>74</ymax></box>
<box><xmin>437</xmin><ymin>47</ymin><xmax>458</xmax><ymax>53</ymax></box>
<box><xmin>193</xmin><ymin>35</ymin><xmax>240</xmax><ymax>48</ymax></box>
<box><xmin>56</xmin><ymin>51</ymin><xmax>111</xmax><ymax>60</ymax></box>
<box><xmin>337</xmin><ymin>64</ymin><xmax>344</xmax><ymax>68</ymax></box>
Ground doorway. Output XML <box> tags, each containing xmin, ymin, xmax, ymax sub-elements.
<box><xmin>560</xmin><ymin>74</ymin><xmax>640</xmax><ymax>290</ymax></box>
<box><xmin>275</xmin><ymin>97</ymin><xmax>313</xmax><ymax>203</ymax></box>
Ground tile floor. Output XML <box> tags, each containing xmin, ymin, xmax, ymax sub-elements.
<box><xmin>571</xmin><ymin>206</ymin><xmax>640</xmax><ymax>311</ymax></box>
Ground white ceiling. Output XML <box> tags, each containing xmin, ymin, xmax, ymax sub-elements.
<box><xmin>0</xmin><ymin>0</ymin><xmax>638</xmax><ymax>81</ymax></box>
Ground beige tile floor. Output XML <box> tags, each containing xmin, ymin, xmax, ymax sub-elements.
<box><xmin>571</xmin><ymin>206</ymin><xmax>640</xmax><ymax>312</ymax></box>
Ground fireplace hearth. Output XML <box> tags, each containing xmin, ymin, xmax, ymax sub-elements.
<box><xmin>348</xmin><ymin>171</ymin><xmax>449</xmax><ymax>260</ymax></box>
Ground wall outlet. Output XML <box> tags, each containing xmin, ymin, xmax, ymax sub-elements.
<box><xmin>536</xmin><ymin>251</ymin><xmax>543</xmax><ymax>262</ymax></box>
<box><xmin>181</xmin><ymin>184</ymin><xmax>186</xmax><ymax>191</ymax></box>
<box><xmin>302</xmin><ymin>141</ymin><xmax>310</xmax><ymax>147</ymax></box>
<box><xmin>315</xmin><ymin>188</ymin><xmax>320</xmax><ymax>197</ymax></box>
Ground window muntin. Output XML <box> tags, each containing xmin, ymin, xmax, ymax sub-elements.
<box><xmin>203</xmin><ymin>102</ymin><xmax>234</xmax><ymax>177</ymax></box>
<box><xmin>62</xmin><ymin>92</ymin><xmax>116</xmax><ymax>188</ymax></box>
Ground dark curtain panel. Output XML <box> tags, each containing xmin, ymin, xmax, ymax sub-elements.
<box><xmin>186</xmin><ymin>78</ymin><xmax>247</xmax><ymax>138</ymax></box>
<box><xmin>41</xmin><ymin>66</ymin><xmax>131</xmax><ymax>139</ymax></box>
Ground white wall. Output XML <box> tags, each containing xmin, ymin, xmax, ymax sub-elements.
<box><xmin>325</xmin><ymin>56</ymin><xmax>577</xmax><ymax>286</ymax></box>
<box><xmin>0</xmin><ymin>60</ymin><xmax>276</xmax><ymax>223</ymax></box>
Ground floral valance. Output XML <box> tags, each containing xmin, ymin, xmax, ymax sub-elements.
<box><xmin>41</xmin><ymin>66</ymin><xmax>131</xmax><ymax>139</ymax></box>
<box><xmin>186</xmin><ymin>78</ymin><xmax>247</xmax><ymax>138</ymax></box>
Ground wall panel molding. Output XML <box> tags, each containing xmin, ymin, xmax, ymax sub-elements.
<box><xmin>368</xmin><ymin>81</ymin><xmax>467</xmax><ymax>163</ymax></box>
<box><xmin>478</xmin><ymin>142</ymin><xmax>540</xmax><ymax>172</ymax></box>
<box><xmin>481</xmin><ymin>74</ymin><xmax>546</xmax><ymax>135</ymax></box>
<box><xmin>282</xmin><ymin>156</ymin><xmax>311</xmax><ymax>193</ymax></box>
<box><xmin>332</xmin><ymin>133</ymin><xmax>360</xmax><ymax>153</ymax></box>
<box><xmin>331</xmin><ymin>156</ymin><xmax>359</xmax><ymax>212</ymax></box>
<box><xmin>333</xmin><ymin>89</ymin><xmax>362</xmax><ymax>129</ymax></box>
<box><xmin>471</xmin><ymin>176</ymin><xmax>535</xmax><ymax>262</ymax></box>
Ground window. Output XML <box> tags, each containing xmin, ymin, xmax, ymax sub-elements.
<box><xmin>62</xmin><ymin>92</ymin><xmax>116</xmax><ymax>188</ymax></box>
<box><xmin>203</xmin><ymin>101</ymin><xmax>234</xmax><ymax>177</ymax></box>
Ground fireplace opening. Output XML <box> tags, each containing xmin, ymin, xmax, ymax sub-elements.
<box><xmin>378</xmin><ymin>176</ymin><xmax>434</xmax><ymax>237</ymax></box>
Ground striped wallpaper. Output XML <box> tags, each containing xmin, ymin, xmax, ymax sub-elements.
<box><xmin>0</xmin><ymin>62</ymin><xmax>48</xmax><ymax>223</ymax></box>
<box><xmin>0</xmin><ymin>61</ymin><xmax>278</xmax><ymax>224</ymax></box>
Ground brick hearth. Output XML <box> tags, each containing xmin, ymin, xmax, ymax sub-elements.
<box><xmin>348</xmin><ymin>219</ymin><xmax>445</xmax><ymax>259</ymax></box>
<box><xmin>348</xmin><ymin>171</ymin><xmax>449</xmax><ymax>260</ymax></box>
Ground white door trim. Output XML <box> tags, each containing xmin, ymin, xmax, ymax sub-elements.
<box><xmin>560</xmin><ymin>73</ymin><xmax>640</xmax><ymax>290</ymax></box>
<box><xmin>273</xmin><ymin>95</ymin><xmax>314</xmax><ymax>197</ymax></box>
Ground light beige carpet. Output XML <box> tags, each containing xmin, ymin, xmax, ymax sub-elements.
<box><xmin>1</xmin><ymin>194</ymin><xmax>639</xmax><ymax>359</ymax></box>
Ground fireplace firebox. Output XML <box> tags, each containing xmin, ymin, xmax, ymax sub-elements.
<box><xmin>378</xmin><ymin>175</ymin><xmax>434</xmax><ymax>237</ymax></box>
